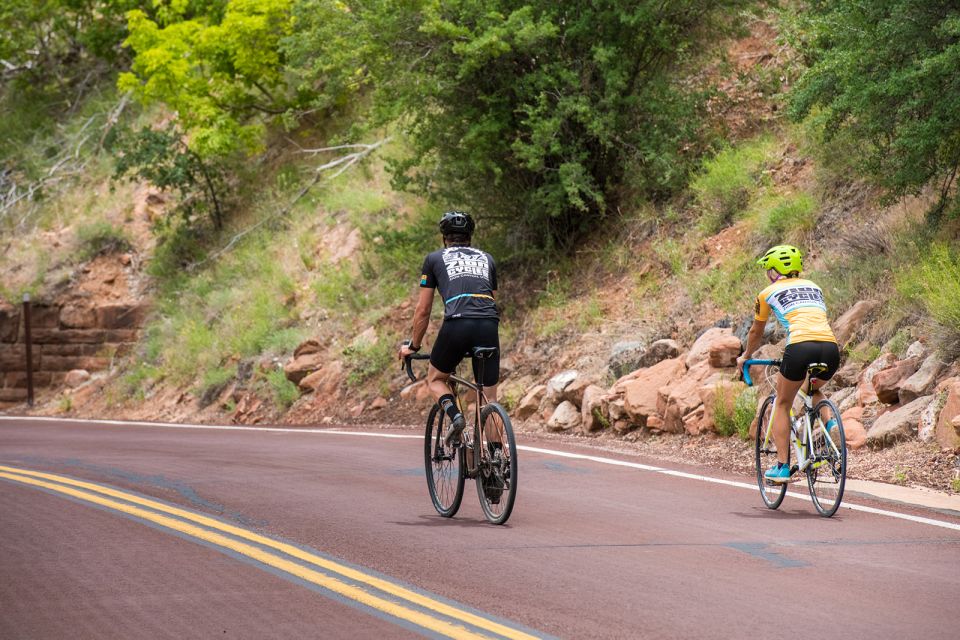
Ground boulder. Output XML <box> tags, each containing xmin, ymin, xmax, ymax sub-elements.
<box><xmin>95</xmin><ymin>303</ymin><xmax>150</xmax><ymax>329</ymax></box>
<box><xmin>686</xmin><ymin>327</ymin><xmax>735</xmax><ymax>369</ymax></box>
<box><xmin>872</xmin><ymin>357</ymin><xmax>921</xmax><ymax>404</ymax></box>
<box><xmin>866</xmin><ymin>395</ymin><xmax>933</xmax><ymax>448</ymax></box>
<box><xmin>607</xmin><ymin>341</ymin><xmax>646</xmax><ymax>379</ymax></box>
<box><xmin>545</xmin><ymin>370</ymin><xmax>579</xmax><ymax>404</ymax></box>
<box><xmin>580</xmin><ymin>385</ymin><xmax>609</xmax><ymax>432</ymax></box>
<box><xmin>293</xmin><ymin>339</ymin><xmax>323</xmax><ymax>358</ymax></box>
<box><xmin>563</xmin><ymin>375</ymin><xmax>597</xmax><ymax>408</ymax></box>
<box><xmin>899</xmin><ymin>354</ymin><xmax>946</xmax><ymax>403</ymax></box>
<box><xmin>659</xmin><ymin>376</ymin><xmax>706</xmax><ymax>433</ymax></box>
<box><xmin>622</xmin><ymin>357</ymin><xmax>686</xmax><ymax>426</ymax></box>
<box><xmin>400</xmin><ymin>380</ymin><xmax>424</xmax><ymax>402</ymax></box>
<box><xmin>843</xmin><ymin>418</ymin><xmax>868</xmax><ymax>450</ymax></box>
<box><xmin>833</xmin><ymin>300</ymin><xmax>880</xmax><ymax>347</ymax></box>
<box><xmin>516</xmin><ymin>384</ymin><xmax>546</xmax><ymax>420</ymax></box>
<box><xmin>856</xmin><ymin>352</ymin><xmax>897</xmax><ymax>406</ymax></box>
<box><xmin>640</xmin><ymin>339</ymin><xmax>681</xmax><ymax>369</ymax></box>
<box><xmin>682</xmin><ymin>405</ymin><xmax>709</xmax><ymax>435</ymax></box>
<box><xmin>935</xmin><ymin>378</ymin><xmax>960</xmax><ymax>451</ymax></box>
<box><xmin>608</xmin><ymin>398</ymin><xmax>628</xmax><ymax>422</ymax></box>
<box><xmin>284</xmin><ymin>351</ymin><xmax>325</xmax><ymax>384</ymax></box>
<box><xmin>369</xmin><ymin>397</ymin><xmax>388</xmax><ymax>410</ymax></box>
<box><xmin>832</xmin><ymin>360</ymin><xmax>863</xmax><ymax>388</ymax></box>
<box><xmin>831</xmin><ymin>386</ymin><xmax>857</xmax><ymax>414</ymax></box>
<box><xmin>299</xmin><ymin>360</ymin><xmax>344</xmax><ymax>396</ymax></box>
<box><xmin>707</xmin><ymin>335</ymin><xmax>743</xmax><ymax>369</ymax></box>
<box><xmin>547</xmin><ymin>401</ymin><xmax>582</xmax><ymax>431</ymax></box>
<box><xmin>64</xmin><ymin>369</ymin><xmax>91</xmax><ymax>388</ymax></box>
<box><xmin>918</xmin><ymin>396</ymin><xmax>940</xmax><ymax>444</ymax></box>
<box><xmin>904</xmin><ymin>340</ymin><xmax>926</xmax><ymax>360</ymax></box>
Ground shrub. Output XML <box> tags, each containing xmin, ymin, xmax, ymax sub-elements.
<box><xmin>692</xmin><ymin>136</ymin><xmax>776</xmax><ymax>233</ymax></box>
<box><xmin>760</xmin><ymin>192</ymin><xmax>817</xmax><ymax>240</ymax></box>
<box><xmin>896</xmin><ymin>242</ymin><xmax>960</xmax><ymax>355</ymax></box>
<box><xmin>714</xmin><ymin>385</ymin><xmax>757</xmax><ymax>440</ymax></box>
<box><xmin>264</xmin><ymin>367</ymin><xmax>299</xmax><ymax>409</ymax></box>
<box><xmin>343</xmin><ymin>333</ymin><xmax>395</xmax><ymax>387</ymax></box>
<box><xmin>76</xmin><ymin>222</ymin><xmax>132</xmax><ymax>261</ymax></box>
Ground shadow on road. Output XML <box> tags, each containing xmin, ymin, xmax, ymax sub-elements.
<box><xmin>390</xmin><ymin>514</ymin><xmax>512</xmax><ymax>529</ymax></box>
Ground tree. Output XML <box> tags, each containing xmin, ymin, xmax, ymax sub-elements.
<box><xmin>286</xmin><ymin>0</ymin><xmax>743</xmax><ymax>246</ymax></box>
<box><xmin>789</xmin><ymin>0</ymin><xmax>960</xmax><ymax>220</ymax></box>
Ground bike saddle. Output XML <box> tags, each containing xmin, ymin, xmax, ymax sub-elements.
<box><xmin>806</xmin><ymin>362</ymin><xmax>828</xmax><ymax>378</ymax></box>
<box><xmin>471</xmin><ymin>346</ymin><xmax>499</xmax><ymax>360</ymax></box>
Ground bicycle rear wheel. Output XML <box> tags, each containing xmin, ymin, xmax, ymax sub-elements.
<box><xmin>424</xmin><ymin>403</ymin><xmax>464</xmax><ymax>517</ymax></box>
<box><xmin>475</xmin><ymin>403</ymin><xmax>517</xmax><ymax>525</ymax></box>
<box><xmin>807</xmin><ymin>399</ymin><xmax>846</xmax><ymax>517</ymax></box>
<box><xmin>755</xmin><ymin>395</ymin><xmax>786</xmax><ymax>509</ymax></box>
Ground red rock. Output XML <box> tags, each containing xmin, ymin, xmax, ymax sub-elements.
<box><xmin>686</xmin><ymin>327</ymin><xmax>735</xmax><ymax>369</ymax></box>
<box><xmin>866</xmin><ymin>395</ymin><xmax>932</xmax><ymax>448</ymax></box>
<box><xmin>833</xmin><ymin>300</ymin><xmax>880</xmax><ymax>347</ymax></box>
<box><xmin>872</xmin><ymin>357</ymin><xmax>921</xmax><ymax>404</ymax></box>
<box><xmin>856</xmin><ymin>353</ymin><xmax>897</xmax><ymax>406</ymax></box>
<box><xmin>707</xmin><ymin>335</ymin><xmax>743</xmax><ymax>368</ymax></box>
<box><xmin>60</xmin><ymin>303</ymin><xmax>97</xmax><ymax>329</ymax></box>
<box><xmin>580</xmin><ymin>385</ymin><xmax>609</xmax><ymax>432</ymax></box>
<box><xmin>622</xmin><ymin>357</ymin><xmax>686</xmax><ymax>425</ymax></box>
<box><xmin>563</xmin><ymin>376</ymin><xmax>596</xmax><ymax>407</ymax></box>
<box><xmin>299</xmin><ymin>360</ymin><xmax>343</xmax><ymax>396</ymax></box>
<box><xmin>284</xmin><ymin>351</ymin><xmax>324</xmax><ymax>384</ymax></box>
<box><xmin>515</xmin><ymin>384</ymin><xmax>546</xmax><ymax>420</ymax></box>
<box><xmin>64</xmin><ymin>369</ymin><xmax>91</xmax><ymax>388</ymax></box>
<box><xmin>844</xmin><ymin>418</ymin><xmax>867</xmax><ymax>449</ymax></box>
<box><xmin>0</xmin><ymin>303</ymin><xmax>19</xmax><ymax>343</ymax></box>
<box><xmin>370</xmin><ymin>397</ymin><xmax>388</xmax><ymax>410</ymax></box>
<box><xmin>95</xmin><ymin>303</ymin><xmax>150</xmax><ymax>329</ymax></box>
<box><xmin>698</xmin><ymin>379</ymin><xmax>742</xmax><ymax>432</ymax></box>
<box><xmin>547</xmin><ymin>401</ymin><xmax>581</xmax><ymax>431</ymax></box>
<box><xmin>293</xmin><ymin>339</ymin><xmax>323</xmax><ymax>358</ymax></box>
<box><xmin>935</xmin><ymin>378</ymin><xmax>960</xmax><ymax>451</ymax></box>
<box><xmin>899</xmin><ymin>354</ymin><xmax>946</xmax><ymax>403</ymax></box>
<box><xmin>349</xmin><ymin>402</ymin><xmax>366</xmax><ymax>417</ymax></box>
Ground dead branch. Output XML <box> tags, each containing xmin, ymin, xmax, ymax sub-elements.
<box><xmin>188</xmin><ymin>137</ymin><xmax>391</xmax><ymax>271</ymax></box>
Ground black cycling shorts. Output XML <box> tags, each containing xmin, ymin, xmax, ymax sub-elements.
<box><xmin>430</xmin><ymin>318</ymin><xmax>500</xmax><ymax>386</ymax></box>
<box><xmin>780</xmin><ymin>340</ymin><xmax>840</xmax><ymax>382</ymax></box>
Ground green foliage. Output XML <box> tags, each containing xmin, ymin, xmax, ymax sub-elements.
<box><xmin>695</xmin><ymin>251</ymin><xmax>756</xmax><ymax>314</ymax></box>
<box><xmin>288</xmin><ymin>0</ymin><xmax>744</xmax><ymax>245</ymax></box>
<box><xmin>342</xmin><ymin>334</ymin><xmax>395</xmax><ymax>387</ymax></box>
<box><xmin>788</xmin><ymin>1</ymin><xmax>960</xmax><ymax>220</ymax></box>
<box><xmin>76</xmin><ymin>221</ymin><xmax>133</xmax><ymax>261</ymax></box>
<box><xmin>119</xmin><ymin>0</ymin><xmax>299</xmax><ymax>159</ymax></box>
<box><xmin>692</xmin><ymin>136</ymin><xmax>776</xmax><ymax>233</ymax></box>
<box><xmin>263</xmin><ymin>367</ymin><xmax>299</xmax><ymax>409</ymax></box>
<box><xmin>109</xmin><ymin>124</ymin><xmax>229</xmax><ymax>229</ymax></box>
<box><xmin>845</xmin><ymin>342</ymin><xmax>881</xmax><ymax>365</ymax></box>
<box><xmin>896</xmin><ymin>242</ymin><xmax>960</xmax><ymax>353</ymax></box>
<box><xmin>714</xmin><ymin>385</ymin><xmax>756</xmax><ymax>440</ymax></box>
<box><xmin>759</xmin><ymin>192</ymin><xmax>817</xmax><ymax>241</ymax></box>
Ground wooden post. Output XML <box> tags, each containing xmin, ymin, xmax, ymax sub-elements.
<box><xmin>23</xmin><ymin>293</ymin><xmax>34</xmax><ymax>407</ymax></box>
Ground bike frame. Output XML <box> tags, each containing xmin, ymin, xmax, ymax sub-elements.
<box><xmin>744</xmin><ymin>359</ymin><xmax>842</xmax><ymax>474</ymax></box>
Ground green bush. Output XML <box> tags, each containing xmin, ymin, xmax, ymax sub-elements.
<box><xmin>264</xmin><ymin>367</ymin><xmax>300</xmax><ymax>409</ymax></box>
<box><xmin>343</xmin><ymin>333</ymin><xmax>395</xmax><ymax>387</ymax></box>
<box><xmin>760</xmin><ymin>192</ymin><xmax>817</xmax><ymax>240</ymax></box>
<box><xmin>76</xmin><ymin>222</ymin><xmax>133</xmax><ymax>261</ymax></box>
<box><xmin>692</xmin><ymin>136</ymin><xmax>776</xmax><ymax>233</ymax></box>
<box><xmin>896</xmin><ymin>242</ymin><xmax>960</xmax><ymax>353</ymax></box>
<box><xmin>714</xmin><ymin>385</ymin><xmax>757</xmax><ymax>440</ymax></box>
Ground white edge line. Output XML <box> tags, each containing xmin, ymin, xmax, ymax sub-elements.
<box><xmin>4</xmin><ymin>416</ymin><xmax>960</xmax><ymax>532</ymax></box>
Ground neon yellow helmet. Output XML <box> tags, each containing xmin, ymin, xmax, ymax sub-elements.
<box><xmin>757</xmin><ymin>244</ymin><xmax>802</xmax><ymax>275</ymax></box>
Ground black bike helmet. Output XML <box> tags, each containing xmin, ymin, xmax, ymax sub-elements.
<box><xmin>439</xmin><ymin>210</ymin><xmax>475</xmax><ymax>236</ymax></box>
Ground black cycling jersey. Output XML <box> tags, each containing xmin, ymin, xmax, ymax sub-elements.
<box><xmin>420</xmin><ymin>246</ymin><xmax>499</xmax><ymax>320</ymax></box>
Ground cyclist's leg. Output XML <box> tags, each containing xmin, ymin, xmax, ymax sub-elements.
<box><xmin>771</xmin><ymin>373</ymin><xmax>803</xmax><ymax>465</ymax></box>
<box><xmin>468</xmin><ymin>318</ymin><xmax>501</xmax><ymax>443</ymax></box>
<box><xmin>426</xmin><ymin>364</ymin><xmax>455</xmax><ymax>404</ymax></box>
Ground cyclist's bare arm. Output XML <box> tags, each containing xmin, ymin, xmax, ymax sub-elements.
<box><xmin>737</xmin><ymin>319</ymin><xmax>766</xmax><ymax>372</ymax></box>
<box><xmin>410</xmin><ymin>287</ymin><xmax>434</xmax><ymax>349</ymax></box>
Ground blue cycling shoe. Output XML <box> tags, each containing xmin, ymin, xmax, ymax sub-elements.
<box><xmin>824</xmin><ymin>418</ymin><xmax>838</xmax><ymax>433</ymax></box>
<box><xmin>764</xmin><ymin>462</ymin><xmax>792</xmax><ymax>483</ymax></box>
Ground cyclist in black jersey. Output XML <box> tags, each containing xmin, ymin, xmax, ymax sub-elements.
<box><xmin>397</xmin><ymin>211</ymin><xmax>500</xmax><ymax>445</ymax></box>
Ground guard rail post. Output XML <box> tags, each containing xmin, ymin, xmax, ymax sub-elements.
<box><xmin>23</xmin><ymin>293</ymin><xmax>34</xmax><ymax>407</ymax></box>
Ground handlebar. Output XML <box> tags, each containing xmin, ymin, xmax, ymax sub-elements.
<box><xmin>741</xmin><ymin>359</ymin><xmax>780</xmax><ymax>387</ymax></box>
<box><xmin>403</xmin><ymin>353</ymin><xmax>431</xmax><ymax>382</ymax></box>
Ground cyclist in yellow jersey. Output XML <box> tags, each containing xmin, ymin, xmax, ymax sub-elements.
<box><xmin>736</xmin><ymin>245</ymin><xmax>840</xmax><ymax>483</ymax></box>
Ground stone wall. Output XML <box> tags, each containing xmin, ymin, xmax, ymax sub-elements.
<box><xmin>0</xmin><ymin>301</ymin><xmax>147</xmax><ymax>406</ymax></box>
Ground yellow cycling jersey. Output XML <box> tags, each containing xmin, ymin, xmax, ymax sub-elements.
<box><xmin>754</xmin><ymin>278</ymin><xmax>837</xmax><ymax>345</ymax></box>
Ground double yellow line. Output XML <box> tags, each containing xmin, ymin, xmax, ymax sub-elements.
<box><xmin>0</xmin><ymin>464</ymin><xmax>543</xmax><ymax>640</ymax></box>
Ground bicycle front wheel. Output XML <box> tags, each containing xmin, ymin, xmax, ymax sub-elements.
<box><xmin>807</xmin><ymin>399</ymin><xmax>846</xmax><ymax>517</ymax></box>
<box><xmin>755</xmin><ymin>395</ymin><xmax>786</xmax><ymax>509</ymax></box>
<box><xmin>475</xmin><ymin>403</ymin><xmax>518</xmax><ymax>525</ymax></box>
<box><xmin>424</xmin><ymin>403</ymin><xmax>464</xmax><ymax>517</ymax></box>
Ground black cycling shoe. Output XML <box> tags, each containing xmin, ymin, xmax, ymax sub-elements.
<box><xmin>443</xmin><ymin>414</ymin><xmax>466</xmax><ymax>446</ymax></box>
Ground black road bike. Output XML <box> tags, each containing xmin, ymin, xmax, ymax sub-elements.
<box><xmin>405</xmin><ymin>348</ymin><xmax>518</xmax><ymax>524</ymax></box>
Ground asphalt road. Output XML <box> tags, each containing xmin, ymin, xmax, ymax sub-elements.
<box><xmin>2</xmin><ymin>417</ymin><xmax>959</xmax><ymax>639</ymax></box>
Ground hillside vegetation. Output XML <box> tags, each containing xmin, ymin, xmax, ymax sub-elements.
<box><xmin>2</xmin><ymin>2</ymin><xmax>960</xmax><ymax>488</ymax></box>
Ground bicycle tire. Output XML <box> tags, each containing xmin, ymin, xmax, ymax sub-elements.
<box><xmin>755</xmin><ymin>395</ymin><xmax>787</xmax><ymax>509</ymax></box>
<box><xmin>475</xmin><ymin>403</ymin><xmax>518</xmax><ymax>525</ymax></box>
<box><xmin>424</xmin><ymin>403</ymin><xmax>465</xmax><ymax>517</ymax></box>
<box><xmin>807</xmin><ymin>399</ymin><xmax>846</xmax><ymax>517</ymax></box>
